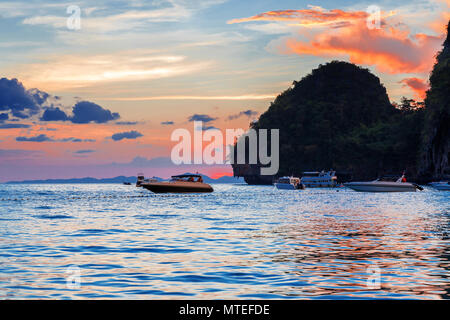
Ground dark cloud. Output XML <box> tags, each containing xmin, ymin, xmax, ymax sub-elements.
<box><xmin>16</xmin><ymin>134</ymin><xmax>53</xmax><ymax>142</ymax></box>
<box><xmin>111</xmin><ymin>131</ymin><xmax>143</xmax><ymax>141</ymax></box>
<box><xmin>0</xmin><ymin>113</ymin><xmax>8</xmax><ymax>122</ymax></box>
<box><xmin>188</xmin><ymin>114</ymin><xmax>217</xmax><ymax>123</ymax></box>
<box><xmin>0</xmin><ymin>78</ymin><xmax>45</xmax><ymax>119</ymax></box>
<box><xmin>74</xmin><ymin>149</ymin><xmax>95</xmax><ymax>154</ymax></box>
<box><xmin>60</xmin><ymin>137</ymin><xmax>96</xmax><ymax>143</ymax></box>
<box><xmin>161</xmin><ymin>121</ymin><xmax>174</xmax><ymax>125</ymax></box>
<box><xmin>71</xmin><ymin>101</ymin><xmax>120</xmax><ymax>124</ymax></box>
<box><xmin>40</xmin><ymin>101</ymin><xmax>120</xmax><ymax>124</ymax></box>
<box><xmin>28</xmin><ymin>88</ymin><xmax>49</xmax><ymax>105</ymax></box>
<box><xmin>15</xmin><ymin>134</ymin><xmax>95</xmax><ymax>142</ymax></box>
<box><xmin>40</xmin><ymin>107</ymin><xmax>69</xmax><ymax>121</ymax></box>
<box><xmin>116</xmin><ymin>121</ymin><xmax>138</xmax><ymax>125</ymax></box>
<box><xmin>0</xmin><ymin>123</ymin><xmax>31</xmax><ymax>129</ymax></box>
<box><xmin>228</xmin><ymin>109</ymin><xmax>259</xmax><ymax>120</ymax></box>
<box><xmin>196</xmin><ymin>125</ymin><xmax>220</xmax><ymax>131</ymax></box>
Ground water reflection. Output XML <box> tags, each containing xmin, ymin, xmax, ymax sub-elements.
<box><xmin>0</xmin><ymin>184</ymin><xmax>448</xmax><ymax>299</ymax></box>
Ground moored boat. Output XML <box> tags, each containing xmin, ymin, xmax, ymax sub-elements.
<box><xmin>344</xmin><ymin>174</ymin><xmax>422</xmax><ymax>192</ymax></box>
<box><xmin>301</xmin><ymin>170</ymin><xmax>337</xmax><ymax>188</ymax></box>
<box><xmin>275</xmin><ymin>176</ymin><xmax>305</xmax><ymax>190</ymax></box>
<box><xmin>141</xmin><ymin>174</ymin><xmax>213</xmax><ymax>193</ymax></box>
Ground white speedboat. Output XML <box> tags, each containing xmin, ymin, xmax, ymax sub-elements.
<box><xmin>345</xmin><ymin>175</ymin><xmax>422</xmax><ymax>192</ymax></box>
<box><xmin>429</xmin><ymin>181</ymin><xmax>450</xmax><ymax>191</ymax></box>
<box><xmin>301</xmin><ymin>170</ymin><xmax>337</xmax><ymax>188</ymax></box>
<box><xmin>275</xmin><ymin>176</ymin><xmax>305</xmax><ymax>190</ymax></box>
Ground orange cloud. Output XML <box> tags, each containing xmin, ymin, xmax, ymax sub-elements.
<box><xmin>282</xmin><ymin>20</ymin><xmax>443</xmax><ymax>74</ymax></box>
<box><xmin>228</xmin><ymin>8</ymin><xmax>369</xmax><ymax>26</ymax></box>
<box><xmin>230</xmin><ymin>7</ymin><xmax>446</xmax><ymax>75</ymax></box>
<box><xmin>400</xmin><ymin>77</ymin><xmax>429</xmax><ymax>100</ymax></box>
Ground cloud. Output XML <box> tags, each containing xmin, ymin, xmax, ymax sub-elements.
<box><xmin>115</xmin><ymin>121</ymin><xmax>138</xmax><ymax>125</ymax></box>
<box><xmin>0</xmin><ymin>149</ymin><xmax>43</xmax><ymax>159</ymax></box>
<box><xmin>16</xmin><ymin>134</ymin><xmax>53</xmax><ymax>142</ymax></box>
<box><xmin>13</xmin><ymin>51</ymin><xmax>211</xmax><ymax>90</ymax></box>
<box><xmin>0</xmin><ymin>113</ymin><xmax>8</xmax><ymax>122</ymax></box>
<box><xmin>400</xmin><ymin>77</ymin><xmax>429</xmax><ymax>100</ymax></box>
<box><xmin>161</xmin><ymin>121</ymin><xmax>174</xmax><ymax>125</ymax></box>
<box><xmin>188</xmin><ymin>114</ymin><xmax>217</xmax><ymax>123</ymax></box>
<box><xmin>281</xmin><ymin>20</ymin><xmax>443</xmax><ymax>74</ymax></box>
<box><xmin>0</xmin><ymin>78</ymin><xmax>46</xmax><ymax>119</ymax></box>
<box><xmin>0</xmin><ymin>123</ymin><xmax>31</xmax><ymax>129</ymax></box>
<box><xmin>40</xmin><ymin>107</ymin><xmax>69</xmax><ymax>121</ymax></box>
<box><xmin>71</xmin><ymin>101</ymin><xmax>120</xmax><ymax>124</ymax></box>
<box><xmin>39</xmin><ymin>101</ymin><xmax>120</xmax><ymax>124</ymax></box>
<box><xmin>228</xmin><ymin>109</ymin><xmax>258</xmax><ymax>120</ymax></box>
<box><xmin>111</xmin><ymin>156</ymin><xmax>174</xmax><ymax>167</ymax></box>
<box><xmin>230</xmin><ymin>7</ymin><xmax>445</xmax><ymax>75</ymax></box>
<box><xmin>74</xmin><ymin>149</ymin><xmax>96</xmax><ymax>154</ymax></box>
<box><xmin>60</xmin><ymin>138</ymin><xmax>96</xmax><ymax>143</ymax></box>
<box><xmin>111</xmin><ymin>130</ymin><xmax>143</xmax><ymax>141</ymax></box>
<box><xmin>105</xmin><ymin>94</ymin><xmax>275</xmax><ymax>101</ymax></box>
<box><xmin>202</xmin><ymin>126</ymin><xmax>220</xmax><ymax>131</ymax></box>
<box><xmin>228</xmin><ymin>8</ymin><xmax>369</xmax><ymax>26</ymax></box>
<box><xmin>15</xmin><ymin>134</ymin><xmax>96</xmax><ymax>142</ymax></box>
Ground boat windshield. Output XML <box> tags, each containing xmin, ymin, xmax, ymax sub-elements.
<box><xmin>171</xmin><ymin>175</ymin><xmax>203</xmax><ymax>182</ymax></box>
<box><xmin>302</xmin><ymin>172</ymin><xmax>320</xmax><ymax>177</ymax></box>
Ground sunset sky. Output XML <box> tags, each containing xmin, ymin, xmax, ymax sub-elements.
<box><xmin>0</xmin><ymin>0</ymin><xmax>449</xmax><ymax>182</ymax></box>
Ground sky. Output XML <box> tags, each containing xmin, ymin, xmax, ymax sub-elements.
<box><xmin>0</xmin><ymin>0</ymin><xmax>449</xmax><ymax>182</ymax></box>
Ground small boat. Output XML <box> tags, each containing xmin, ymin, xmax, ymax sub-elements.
<box><xmin>344</xmin><ymin>174</ymin><xmax>422</xmax><ymax>192</ymax></box>
<box><xmin>429</xmin><ymin>181</ymin><xmax>450</xmax><ymax>191</ymax></box>
<box><xmin>141</xmin><ymin>174</ymin><xmax>213</xmax><ymax>193</ymax></box>
<box><xmin>275</xmin><ymin>176</ymin><xmax>305</xmax><ymax>190</ymax></box>
<box><xmin>300</xmin><ymin>170</ymin><xmax>338</xmax><ymax>188</ymax></box>
<box><xmin>123</xmin><ymin>182</ymin><xmax>132</xmax><ymax>185</ymax></box>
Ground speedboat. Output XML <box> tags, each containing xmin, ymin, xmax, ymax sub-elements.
<box><xmin>344</xmin><ymin>174</ymin><xmax>422</xmax><ymax>192</ymax></box>
<box><xmin>275</xmin><ymin>176</ymin><xmax>305</xmax><ymax>190</ymax></box>
<box><xmin>301</xmin><ymin>170</ymin><xmax>337</xmax><ymax>188</ymax></box>
<box><xmin>429</xmin><ymin>181</ymin><xmax>450</xmax><ymax>191</ymax></box>
<box><xmin>136</xmin><ymin>173</ymin><xmax>158</xmax><ymax>187</ymax></box>
<box><xmin>141</xmin><ymin>174</ymin><xmax>213</xmax><ymax>193</ymax></box>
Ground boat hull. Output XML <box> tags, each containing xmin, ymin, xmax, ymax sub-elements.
<box><xmin>142</xmin><ymin>182</ymin><xmax>213</xmax><ymax>193</ymax></box>
<box><xmin>275</xmin><ymin>183</ymin><xmax>297</xmax><ymax>190</ymax></box>
<box><xmin>344</xmin><ymin>182</ymin><xmax>417</xmax><ymax>192</ymax></box>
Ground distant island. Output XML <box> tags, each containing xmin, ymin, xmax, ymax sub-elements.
<box><xmin>5</xmin><ymin>174</ymin><xmax>244</xmax><ymax>184</ymax></box>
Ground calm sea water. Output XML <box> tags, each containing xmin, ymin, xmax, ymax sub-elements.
<box><xmin>0</xmin><ymin>183</ymin><xmax>448</xmax><ymax>299</ymax></box>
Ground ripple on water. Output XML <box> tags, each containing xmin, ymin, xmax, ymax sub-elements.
<box><xmin>0</xmin><ymin>184</ymin><xmax>448</xmax><ymax>299</ymax></box>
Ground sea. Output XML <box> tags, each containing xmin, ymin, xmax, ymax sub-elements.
<box><xmin>0</xmin><ymin>183</ymin><xmax>448</xmax><ymax>299</ymax></box>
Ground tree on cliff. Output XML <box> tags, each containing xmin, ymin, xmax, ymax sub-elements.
<box><xmin>419</xmin><ymin>21</ymin><xmax>450</xmax><ymax>180</ymax></box>
<box><xmin>235</xmin><ymin>61</ymin><xmax>424</xmax><ymax>180</ymax></box>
